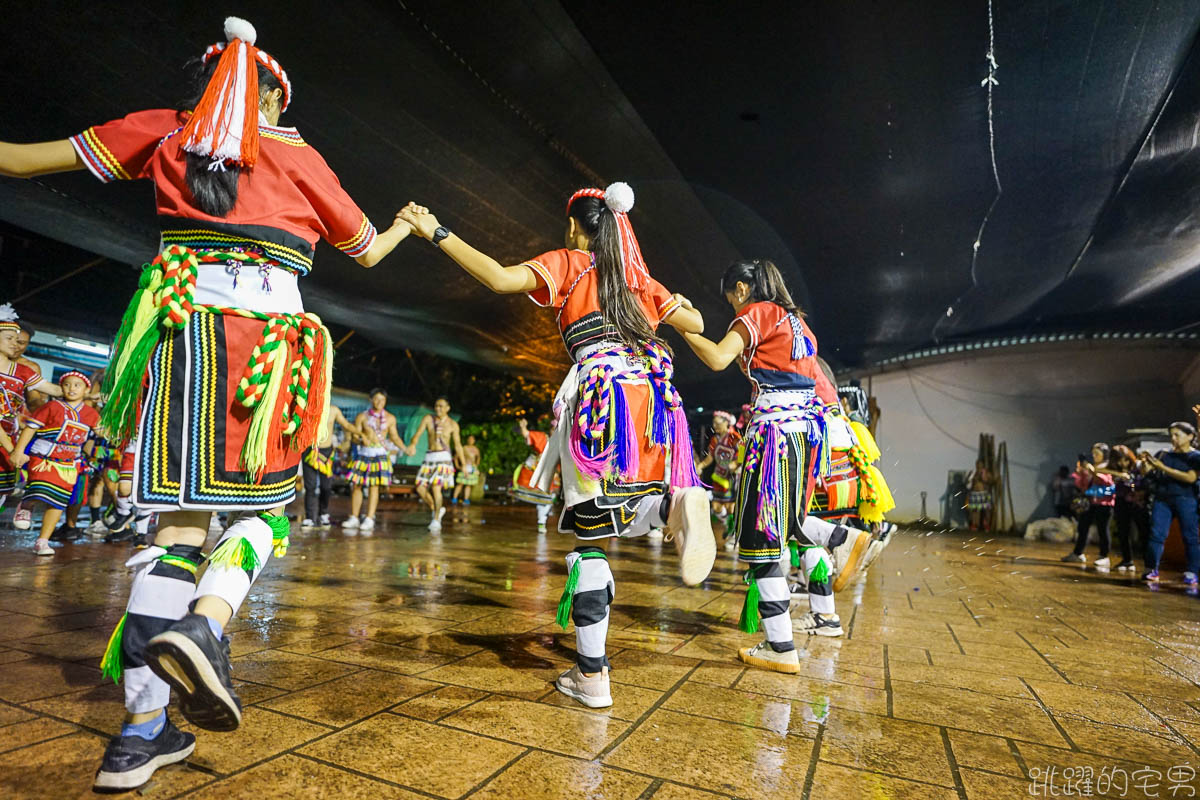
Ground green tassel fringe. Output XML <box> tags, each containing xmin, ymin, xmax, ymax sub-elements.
<box><xmin>259</xmin><ymin>512</ymin><xmax>292</xmax><ymax>558</ymax></box>
<box><xmin>208</xmin><ymin>536</ymin><xmax>261</xmax><ymax>573</ymax></box>
<box><xmin>100</xmin><ymin>613</ymin><xmax>127</xmax><ymax>685</ymax></box>
<box><xmin>799</xmin><ymin>545</ymin><xmax>831</xmax><ymax>584</ymax></box>
<box><xmin>738</xmin><ymin>570</ymin><xmax>761</xmax><ymax>634</ymax></box>
<box><xmin>555</xmin><ymin>551</ymin><xmax>607</xmax><ymax>630</ymax></box>
<box><xmin>788</xmin><ymin>540</ymin><xmax>800</xmax><ymax>569</ymax></box>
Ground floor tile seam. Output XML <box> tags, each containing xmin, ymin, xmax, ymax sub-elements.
<box><xmin>959</xmin><ymin>598</ymin><xmax>983</xmax><ymax>627</ymax></box>
<box><xmin>1004</xmin><ymin>735</ymin><xmax>1033</xmax><ymax>779</ymax></box>
<box><xmin>814</xmin><ymin>756</ymin><xmax>962</xmax><ymax>791</ymax></box>
<box><xmin>939</xmin><ymin>725</ymin><xmax>971</xmax><ymax>799</ymax></box>
<box><xmin>643</xmin><ymin>703</ymin><xmax>816</xmax><ymax>739</ymax></box>
<box><xmin>798</xmin><ymin>722</ymin><xmax>824</xmax><ymax>800</ymax></box>
<box><xmin>384</xmin><ymin>682</ymin><xmax>464</xmax><ymax>720</ymax></box>
<box><xmin>1117</xmin><ymin>694</ymin><xmax>1200</xmax><ymax>756</ymax></box>
<box><xmin>1051</xmin><ymin>615</ymin><xmax>1088</xmax><ymax>640</ymax></box>
<box><xmin>277</xmin><ymin>751</ymin><xmax>446</xmax><ymax>799</ymax></box>
<box><xmin>1150</xmin><ymin>655</ymin><xmax>1200</xmax><ymax>691</ymax></box>
<box><xmin>633</xmin><ymin>777</ymin><xmax>663</xmax><ymax>800</ymax></box>
<box><xmin>456</xmin><ymin>745</ymin><xmax>533</xmax><ymax>798</ymax></box>
<box><xmin>242</xmin><ymin>704</ymin><xmax>338</xmax><ymax>731</ymax></box>
<box><xmin>0</xmin><ymin>727</ymin><xmax>79</xmax><ymax>756</ymax></box>
<box><xmin>943</xmin><ymin>621</ymin><xmax>968</xmax><ymax>656</ymax></box>
<box><xmin>1013</xmin><ymin>631</ymin><xmax>1073</xmax><ymax>682</ymax></box>
<box><xmin>594</xmin><ymin>663</ymin><xmax>702</xmax><ymax>760</ymax></box>
<box><xmin>883</xmin><ymin>644</ymin><xmax>894</xmax><ymax>717</ymax></box>
<box><xmin>1018</xmin><ymin>677</ymin><xmax>1080</xmax><ymax>751</ymax></box>
<box><xmin>886</xmin><ymin>676</ymin><xmax>1042</xmax><ymax>703</ymax></box>
<box><xmin>228</xmin><ymin>662</ymin><xmax>368</xmax><ymax>695</ymax></box>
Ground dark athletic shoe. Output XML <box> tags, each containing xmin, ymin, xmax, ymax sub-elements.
<box><xmin>106</xmin><ymin>510</ymin><xmax>135</xmax><ymax>534</ymax></box>
<box><xmin>49</xmin><ymin>524</ymin><xmax>81</xmax><ymax>542</ymax></box>
<box><xmin>145</xmin><ymin>614</ymin><xmax>242</xmax><ymax>732</ymax></box>
<box><xmin>104</xmin><ymin>527</ymin><xmax>138</xmax><ymax>544</ymax></box>
<box><xmin>92</xmin><ymin>716</ymin><xmax>195</xmax><ymax>792</ymax></box>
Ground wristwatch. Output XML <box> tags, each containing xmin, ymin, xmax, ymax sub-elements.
<box><xmin>431</xmin><ymin>226</ymin><xmax>452</xmax><ymax>247</ymax></box>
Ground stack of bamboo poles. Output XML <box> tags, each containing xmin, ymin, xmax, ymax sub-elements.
<box><xmin>977</xmin><ymin>433</ymin><xmax>1016</xmax><ymax>532</ymax></box>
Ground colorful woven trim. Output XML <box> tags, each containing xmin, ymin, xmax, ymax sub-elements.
<box><xmin>334</xmin><ymin>213</ymin><xmax>376</xmax><ymax>258</ymax></box>
<box><xmin>568</xmin><ymin>341</ymin><xmax>702</xmax><ymax>490</ymax></box>
<box><xmin>100</xmin><ymin>245</ymin><xmax>332</xmax><ymax>480</ymax></box>
<box><xmin>741</xmin><ymin>402</ymin><xmax>829</xmax><ymax>542</ymax></box>
<box><xmin>70</xmin><ymin>127</ymin><xmax>131</xmax><ymax>182</ymax></box>
<box><xmin>160</xmin><ymin>228</ymin><xmax>314</xmax><ymax>275</ymax></box>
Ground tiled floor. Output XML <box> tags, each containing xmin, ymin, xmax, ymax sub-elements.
<box><xmin>1</xmin><ymin>500</ymin><xmax>1199</xmax><ymax>799</ymax></box>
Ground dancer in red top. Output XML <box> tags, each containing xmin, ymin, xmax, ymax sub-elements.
<box><xmin>0</xmin><ymin>17</ymin><xmax>412</xmax><ymax>790</ymax></box>
<box><xmin>9</xmin><ymin>371</ymin><xmax>100</xmax><ymax>556</ymax></box>
<box><xmin>681</xmin><ymin>260</ymin><xmax>873</xmax><ymax>671</ymax></box>
<box><xmin>510</xmin><ymin>417</ymin><xmax>562</xmax><ymax>532</ymax></box>
<box><xmin>400</xmin><ymin>183</ymin><xmax>714</xmax><ymax>710</ymax></box>
<box><xmin>0</xmin><ymin>306</ymin><xmax>60</xmax><ymax>517</ymax></box>
<box><xmin>695</xmin><ymin>410</ymin><xmax>742</xmax><ymax>523</ymax></box>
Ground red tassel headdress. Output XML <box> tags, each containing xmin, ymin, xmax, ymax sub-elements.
<box><xmin>567</xmin><ymin>182</ymin><xmax>651</xmax><ymax>291</ymax></box>
<box><xmin>59</xmin><ymin>370</ymin><xmax>92</xmax><ymax>389</ymax></box>
<box><xmin>178</xmin><ymin>17</ymin><xmax>292</xmax><ymax>170</ymax></box>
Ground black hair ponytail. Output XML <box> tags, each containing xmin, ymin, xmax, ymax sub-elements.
<box><xmin>567</xmin><ymin>195</ymin><xmax>666</xmax><ymax>352</ymax></box>
<box><xmin>181</xmin><ymin>57</ymin><xmax>282</xmax><ymax>217</ymax></box>
<box><xmin>720</xmin><ymin>259</ymin><xmax>803</xmax><ymax>316</ymax></box>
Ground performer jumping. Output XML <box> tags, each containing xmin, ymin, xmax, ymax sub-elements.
<box><xmin>345</xmin><ymin>390</ymin><xmax>404</xmax><ymax>532</ymax></box>
<box><xmin>400</xmin><ymin>182</ymin><xmax>714</xmax><ymax>709</ymax></box>
<box><xmin>680</xmin><ymin>259</ymin><xmax>872</xmax><ymax>668</ymax></box>
<box><xmin>406</xmin><ymin>397</ymin><xmax>465</xmax><ymax>532</ymax></box>
<box><xmin>510</xmin><ymin>417</ymin><xmax>561</xmax><ymax>532</ymax></box>
<box><xmin>0</xmin><ymin>17</ymin><xmax>411</xmax><ymax>789</ymax></box>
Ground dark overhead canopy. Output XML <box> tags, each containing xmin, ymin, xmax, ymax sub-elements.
<box><xmin>3</xmin><ymin>1</ymin><xmax>1200</xmax><ymax>407</ymax></box>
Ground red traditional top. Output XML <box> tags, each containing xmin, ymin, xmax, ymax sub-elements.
<box><xmin>707</xmin><ymin>429</ymin><xmax>743</xmax><ymax>475</ymax></box>
<box><xmin>0</xmin><ymin>361</ymin><xmax>43</xmax><ymax>438</ymax></box>
<box><xmin>729</xmin><ymin>301</ymin><xmax>822</xmax><ymax>402</ymax></box>
<box><xmin>70</xmin><ymin>109</ymin><xmax>375</xmax><ymax>274</ymax></box>
<box><xmin>523</xmin><ymin>249</ymin><xmax>681</xmax><ymax>359</ymax></box>
<box><xmin>25</xmin><ymin>399</ymin><xmax>101</xmax><ymax>463</ymax></box>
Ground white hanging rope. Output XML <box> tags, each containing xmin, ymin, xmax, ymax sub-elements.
<box><xmin>938</xmin><ymin>0</ymin><xmax>1002</xmax><ymax>330</ymax></box>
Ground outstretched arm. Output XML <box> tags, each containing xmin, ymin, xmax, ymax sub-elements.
<box><xmin>681</xmin><ymin>323</ymin><xmax>749</xmax><ymax>372</ymax></box>
<box><xmin>399</xmin><ymin>205</ymin><xmax>538</xmax><ymax>295</ymax></box>
<box><xmin>451</xmin><ymin>425</ymin><xmax>466</xmax><ymax>466</ymax></box>
<box><xmin>29</xmin><ymin>378</ymin><xmax>62</xmax><ymax>398</ymax></box>
<box><xmin>406</xmin><ymin>415</ymin><xmax>431</xmax><ymax>456</ymax></box>
<box><xmin>664</xmin><ymin>293</ymin><xmax>704</xmax><ymax>335</ymax></box>
<box><xmin>356</xmin><ymin>212</ymin><xmax>414</xmax><ymax>268</ymax></box>
<box><xmin>333</xmin><ymin>407</ymin><xmax>360</xmax><ymax>435</ymax></box>
<box><xmin>386</xmin><ymin>416</ymin><xmax>405</xmax><ymax>449</ymax></box>
<box><xmin>0</xmin><ymin>140</ymin><xmax>84</xmax><ymax>178</ymax></box>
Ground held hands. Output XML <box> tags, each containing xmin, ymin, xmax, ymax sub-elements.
<box><xmin>673</xmin><ymin>293</ymin><xmax>695</xmax><ymax>311</ymax></box>
<box><xmin>9</xmin><ymin>450</ymin><xmax>28</xmax><ymax>469</ymax></box>
<box><xmin>399</xmin><ymin>202</ymin><xmax>440</xmax><ymax>241</ymax></box>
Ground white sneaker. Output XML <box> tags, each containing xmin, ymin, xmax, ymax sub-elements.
<box><xmin>647</xmin><ymin>528</ymin><xmax>664</xmax><ymax>542</ymax></box>
<box><xmin>1093</xmin><ymin>556</ymin><xmax>1111</xmax><ymax>573</ymax></box>
<box><xmin>738</xmin><ymin>640</ymin><xmax>800</xmax><ymax>674</ymax></box>
<box><xmin>359</xmin><ymin>517</ymin><xmax>375</xmax><ymax>533</ymax></box>
<box><xmin>428</xmin><ymin>518</ymin><xmax>442</xmax><ymax>533</ymax></box>
<box><xmin>13</xmin><ymin>508</ymin><xmax>32</xmax><ymax>530</ymax></box>
<box><xmin>86</xmin><ymin>519</ymin><xmax>109</xmax><ymax>537</ymax></box>
<box><xmin>318</xmin><ymin>514</ymin><xmax>331</xmax><ymax>528</ymax></box>
<box><xmin>830</xmin><ymin>527</ymin><xmax>872</xmax><ymax>593</ymax></box>
<box><xmin>555</xmin><ymin>665</ymin><xmax>613</xmax><ymax>708</ymax></box>
<box><xmin>795</xmin><ymin>611</ymin><xmax>843</xmax><ymax>637</ymax></box>
<box><xmin>665</xmin><ymin>487</ymin><xmax>716</xmax><ymax>586</ymax></box>
<box><xmin>342</xmin><ymin>516</ymin><xmax>360</xmax><ymax>530</ymax></box>
<box><xmin>300</xmin><ymin>518</ymin><xmax>315</xmax><ymax>530</ymax></box>
<box><xmin>33</xmin><ymin>539</ymin><xmax>54</xmax><ymax>557</ymax></box>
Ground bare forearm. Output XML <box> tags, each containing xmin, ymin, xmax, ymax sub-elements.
<box><xmin>0</xmin><ymin>140</ymin><xmax>84</xmax><ymax>178</ymax></box>
<box><xmin>682</xmin><ymin>332</ymin><xmax>735</xmax><ymax>371</ymax></box>
<box><xmin>356</xmin><ymin>222</ymin><xmax>411</xmax><ymax>268</ymax></box>
<box><xmin>438</xmin><ymin>235</ymin><xmax>535</xmax><ymax>294</ymax></box>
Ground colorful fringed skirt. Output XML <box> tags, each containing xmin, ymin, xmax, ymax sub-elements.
<box><xmin>23</xmin><ymin>457</ymin><xmax>78</xmax><ymax>510</ymax></box>
<box><xmin>533</xmin><ymin>341</ymin><xmax>702</xmax><ymax>539</ymax></box>
<box><xmin>811</xmin><ymin>450</ymin><xmax>861</xmax><ymax>520</ymax></box>
<box><xmin>456</xmin><ymin>463</ymin><xmax>480</xmax><ymax>486</ymax></box>
<box><xmin>303</xmin><ymin>446</ymin><xmax>334</xmax><ymax>477</ymax></box>
<box><xmin>0</xmin><ymin>449</ymin><xmax>17</xmax><ymax>497</ymax></box>
<box><xmin>101</xmin><ymin>246</ymin><xmax>333</xmax><ymax>512</ymax></box>
<box><xmin>347</xmin><ymin>448</ymin><xmax>392</xmax><ymax>487</ymax></box>
<box><xmin>733</xmin><ymin>390</ymin><xmax>828</xmax><ymax>563</ymax></box>
<box><xmin>968</xmin><ymin>490</ymin><xmax>992</xmax><ymax>511</ymax></box>
<box><xmin>416</xmin><ymin>450</ymin><xmax>455</xmax><ymax>488</ymax></box>
<box><xmin>711</xmin><ymin>467</ymin><xmax>738</xmax><ymax>502</ymax></box>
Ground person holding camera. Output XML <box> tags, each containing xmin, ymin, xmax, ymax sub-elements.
<box><xmin>1140</xmin><ymin>422</ymin><xmax>1200</xmax><ymax>586</ymax></box>
<box><xmin>1062</xmin><ymin>443</ymin><xmax>1115</xmax><ymax>569</ymax></box>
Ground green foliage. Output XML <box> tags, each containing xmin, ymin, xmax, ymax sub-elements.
<box><xmin>460</xmin><ymin>421</ymin><xmax>530</xmax><ymax>480</ymax></box>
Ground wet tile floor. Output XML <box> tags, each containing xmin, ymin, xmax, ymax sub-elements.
<box><xmin>1</xmin><ymin>500</ymin><xmax>1199</xmax><ymax>799</ymax></box>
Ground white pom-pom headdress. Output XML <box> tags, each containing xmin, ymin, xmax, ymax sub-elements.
<box><xmin>180</xmin><ymin>16</ymin><xmax>292</xmax><ymax>171</ymax></box>
<box><xmin>0</xmin><ymin>303</ymin><xmax>19</xmax><ymax>332</ymax></box>
<box><xmin>566</xmin><ymin>181</ymin><xmax>651</xmax><ymax>290</ymax></box>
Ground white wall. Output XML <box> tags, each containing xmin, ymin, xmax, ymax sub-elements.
<box><xmin>863</xmin><ymin>343</ymin><xmax>1197</xmax><ymax>526</ymax></box>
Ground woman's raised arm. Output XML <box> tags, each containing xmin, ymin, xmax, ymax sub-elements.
<box><xmin>0</xmin><ymin>140</ymin><xmax>84</xmax><ymax>178</ymax></box>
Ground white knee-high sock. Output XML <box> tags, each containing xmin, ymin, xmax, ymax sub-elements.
<box><xmin>752</xmin><ymin>561</ymin><xmax>794</xmax><ymax>652</ymax></box>
<box><xmin>802</xmin><ymin>547</ymin><xmax>836</xmax><ymax>615</ymax></box>
<box><xmin>564</xmin><ymin>547</ymin><xmax>613</xmax><ymax>672</ymax></box>
<box><xmin>107</xmin><ymin>544</ymin><xmax>202</xmax><ymax>714</ymax></box>
<box><xmin>193</xmin><ymin>515</ymin><xmax>278</xmax><ymax>617</ymax></box>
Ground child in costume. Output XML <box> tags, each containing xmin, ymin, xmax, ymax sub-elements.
<box><xmin>400</xmin><ymin>182</ymin><xmax>714</xmax><ymax>709</ymax></box>
<box><xmin>346</xmin><ymin>389</ymin><xmax>406</xmax><ymax>532</ymax></box>
<box><xmin>452</xmin><ymin>434</ymin><xmax>481</xmax><ymax>505</ymax></box>
<box><xmin>0</xmin><ymin>16</ymin><xmax>412</xmax><ymax>790</ymax></box>
<box><xmin>406</xmin><ymin>397</ymin><xmax>466</xmax><ymax>532</ymax></box>
<box><xmin>302</xmin><ymin>405</ymin><xmax>358</xmax><ymax>529</ymax></box>
<box><xmin>9</xmin><ymin>371</ymin><xmax>100</xmax><ymax>556</ymax></box>
<box><xmin>680</xmin><ymin>259</ymin><xmax>873</xmax><ymax>667</ymax></box>
<box><xmin>510</xmin><ymin>417</ymin><xmax>561</xmax><ymax>532</ymax></box>
<box><xmin>0</xmin><ymin>306</ymin><xmax>62</xmax><ymax>518</ymax></box>
<box><xmin>695</xmin><ymin>410</ymin><xmax>742</xmax><ymax>523</ymax></box>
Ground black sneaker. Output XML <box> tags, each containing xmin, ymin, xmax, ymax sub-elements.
<box><xmin>104</xmin><ymin>527</ymin><xmax>138</xmax><ymax>544</ymax></box>
<box><xmin>92</xmin><ymin>716</ymin><xmax>195</xmax><ymax>792</ymax></box>
<box><xmin>49</xmin><ymin>524</ymin><xmax>80</xmax><ymax>542</ymax></box>
<box><xmin>106</xmin><ymin>509</ymin><xmax>135</xmax><ymax>534</ymax></box>
<box><xmin>145</xmin><ymin>614</ymin><xmax>243</xmax><ymax>732</ymax></box>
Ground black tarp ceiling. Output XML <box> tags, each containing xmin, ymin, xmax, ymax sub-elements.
<box><xmin>3</xmin><ymin>0</ymin><xmax>1200</xmax><ymax>407</ymax></box>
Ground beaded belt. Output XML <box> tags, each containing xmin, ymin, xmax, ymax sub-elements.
<box><xmin>101</xmin><ymin>245</ymin><xmax>331</xmax><ymax>479</ymax></box>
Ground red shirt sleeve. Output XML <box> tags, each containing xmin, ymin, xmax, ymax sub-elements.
<box><xmin>523</xmin><ymin>250</ymin><xmax>573</xmax><ymax>308</ymax></box>
<box><xmin>69</xmin><ymin>109</ymin><xmax>182</xmax><ymax>183</ymax></box>
<box><xmin>643</xmin><ymin>279</ymin><xmax>681</xmax><ymax>326</ymax></box>
<box><xmin>728</xmin><ymin>302</ymin><xmax>773</xmax><ymax>349</ymax></box>
<box><xmin>26</xmin><ymin>400</ymin><xmax>59</xmax><ymax>430</ymax></box>
<box><xmin>528</xmin><ymin>430</ymin><xmax>549</xmax><ymax>455</ymax></box>
<box><xmin>292</xmin><ymin>147</ymin><xmax>377</xmax><ymax>259</ymax></box>
<box><xmin>815</xmin><ymin>369</ymin><xmax>837</xmax><ymax>405</ymax></box>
